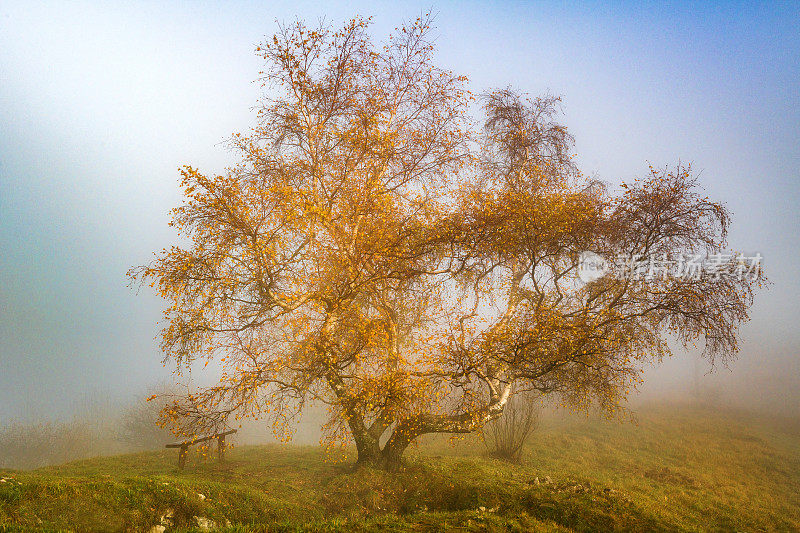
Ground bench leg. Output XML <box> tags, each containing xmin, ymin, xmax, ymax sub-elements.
<box><xmin>178</xmin><ymin>444</ymin><xmax>188</xmax><ymax>469</ymax></box>
<box><xmin>218</xmin><ymin>435</ymin><xmax>226</xmax><ymax>462</ymax></box>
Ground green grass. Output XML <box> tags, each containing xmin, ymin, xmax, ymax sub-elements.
<box><xmin>0</xmin><ymin>403</ymin><xmax>798</xmax><ymax>532</ymax></box>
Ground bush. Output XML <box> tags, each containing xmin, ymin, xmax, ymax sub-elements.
<box><xmin>0</xmin><ymin>420</ymin><xmax>107</xmax><ymax>469</ymax></box>
<box><xmin>117</xmin><ymin>390</ymin><xmax>176</xmax><ymax>450</ymax></box>
<box><xmin>482</xmin><ymin>392</ymin><xmax>540</xmax><ymax>462</ymax></box>
<box><xmin>0</xmin><ymin>388</ymin><xmax>176</xmax><ymax>469</ymax></box>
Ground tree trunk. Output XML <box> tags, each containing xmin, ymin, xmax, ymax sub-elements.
<box><xmin>347</xmin><ymin>385</ymin><xmax>513</xmax><ymax>471</ymax></box>
<box><xmin>361</xmin><ymin>386</ymin><xmax>513</xmax><ymax>471</ymax></box>
<box><xmin>355</xmin><ymin>446</ymin><xmax>381</xmax><ymax>467</ymax></box>
<box><xmin>379</xmin><ymin>440</ymin><xmax>409</xmax><ymax>472</ymax></box>
<box><xmin>353</xmin><ymin>443</ymin><xmax>408</xmax><ymax>471</ymax></box>
<box><xmin>353</xmin><ymin>430</ymin><xmax>382</xmax><ymax>468</ymax></box>
<box><xmin>366</xmin><ymin>423</ymin><xmax>415</xmax><ymax>471</ymax></box>
<box><xmin>351</xmin><ymin>427</ymin><xmax>411</xmax><ymax>471</ymax></box>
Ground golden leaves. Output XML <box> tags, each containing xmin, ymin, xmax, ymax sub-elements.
<box><xmin>129</xmin><ymin>15</ymin><xmax>760</xmax><ymax>456</ymax></box>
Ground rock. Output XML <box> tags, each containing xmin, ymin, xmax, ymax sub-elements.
<box><xmin>160</xmin><ymin>508</ymin><xmax>175</xmax><ymax>527</ymax></box>
<box><xmin>148</xmin><ymin>526</ymin><xmax>166</xmax><ymax>533</ymax></box>
<box><xmin>194</xmin><ymin>516</ymin><xmax>216</xmax><ymax>531</ymax></box>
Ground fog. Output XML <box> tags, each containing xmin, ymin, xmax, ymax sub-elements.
<box><xmin>1</xmin><ymin>0</ymin><xmax>798</xmax><ymax>440</ymax></box>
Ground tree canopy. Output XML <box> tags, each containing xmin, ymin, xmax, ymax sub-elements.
<box><xmin>130</xmin><ymin>15</ymin><xmax>760</xmax><ymax>470</ymax></box>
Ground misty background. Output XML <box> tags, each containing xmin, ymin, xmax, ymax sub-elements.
<box><xmin>1</xmin><ymin>0</ymin><xmax>798</xmax><ymax>454</ymax></box>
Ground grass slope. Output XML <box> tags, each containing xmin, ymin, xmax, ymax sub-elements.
<box><xmin>0</xmin><ymin>404</ymin><xmax>798</xmax><ymax>532</ymax></box>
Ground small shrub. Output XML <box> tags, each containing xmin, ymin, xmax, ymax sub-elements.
<box><xmin>482</xmin><ymin>393</ymin><xmax>540</xmax><ymax>463</ymax></box>
<box><xmin>117</xmin><ymin>393</ymin><xmax>174</xmax><ymax>450</ymax></box>
<box><xmin>0</xmin><ymin>420</ymin><xmax>106</xmax><ymax>469</ymax></box>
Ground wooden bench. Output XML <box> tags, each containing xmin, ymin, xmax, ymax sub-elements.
<box><xmin>165</xmin><ymin>430</ymin><xmax>237</xmax><ymax>469</ymax></box>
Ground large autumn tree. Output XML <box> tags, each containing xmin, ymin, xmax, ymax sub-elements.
<box><xmin>130</xmin><ymin>16</ymin><xmax>760</xmax><ymax>470</ymax></box>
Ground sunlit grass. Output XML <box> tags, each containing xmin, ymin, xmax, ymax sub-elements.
<box><xmin>0</xmin><ymin>403</ymin><xmax>797</xmax><ymax>532</ymax></box>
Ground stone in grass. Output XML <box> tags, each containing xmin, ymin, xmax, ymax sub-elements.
<box><xmin>194</xmin><ymin>516</ymin><xmax>216</xmax><ymax>531</ymax></box>
<box><xmin>160</xmin><ymin>509</ymin><xmax>174</xmax><ymax>527</ymax></box>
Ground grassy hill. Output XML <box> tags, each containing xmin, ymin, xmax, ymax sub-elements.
<box><xmin>1</xmin><ymin>403</ymin><xmax>798</xmax><ymax>532</ymax></box>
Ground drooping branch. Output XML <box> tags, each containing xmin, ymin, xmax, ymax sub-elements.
<box><xmin>131</xmin><ymin>16</ymin><xmax>762</xmax><ymax>471</ymax></box>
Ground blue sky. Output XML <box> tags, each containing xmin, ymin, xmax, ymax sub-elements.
<box><xmin>1</xmin><ymin>1</ymin><xmax>798</xmax><ymax>420</ymax></box>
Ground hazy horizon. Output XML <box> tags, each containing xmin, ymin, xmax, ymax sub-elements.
<box><xmin>1</xmin><ymin>1</ymin><xmax>799</xmax><ymax>424</ymax></box>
